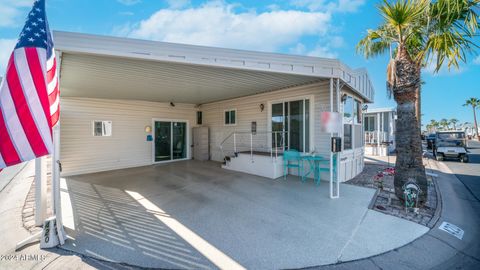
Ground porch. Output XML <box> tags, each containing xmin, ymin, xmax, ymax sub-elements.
<box><xmin>60</xmin><ymin>160</ymin><xmax>428</xmax><ymax>269</ymax></box>
<box><xmin>363</xmin><ymin>108</ymin><xmax>396</xmax><ymax>156</ymax></box>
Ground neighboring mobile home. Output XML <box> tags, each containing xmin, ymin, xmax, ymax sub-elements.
<box><xmin>363</xmin><ymin>107</ymin><xmax>396</xmax><ymax>156</ymax></box>
<box><xmin>53</xmin><ymin>31</ymin><xmax>374</xmax><ymax>183</ymax></box>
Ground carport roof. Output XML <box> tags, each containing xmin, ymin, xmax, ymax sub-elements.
<box><xmin>53</xmin><ymin>31</ymin><xmax>374</xmax><ymax>104</ymax></box>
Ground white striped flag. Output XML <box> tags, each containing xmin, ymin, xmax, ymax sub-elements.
<box><xmin>0</xmin><ymin>0</ymin><xmax>59</xmax><ymax>170</ymax></box>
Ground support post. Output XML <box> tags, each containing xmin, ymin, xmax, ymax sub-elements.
<box><xmin>377</xmin><ymin>112</ymin><xmax>381</xmax><ymax>155</ymax></box>
<box><xmin>34</xmin><ymin>157</ymin><xmax>47</xmax><ymax>226</ymax></box>
<box><xmin>329</xmin><ymin>78</ymin><xmax>333</xmax><ymax>197</ymax></box>
<box><xmin>250</xmin><ymin>133</ymin><xmax>253</xmax><ymax>161</ymax></box>
<box><xmin>233</xmin><ymin>133</ymin><xmax>237</xmax><ymax>153</ymax></box>
<box><xmin>329</xmin><ymin>78</ymin><xmax>340</xmax><ymax>199</ymax></box>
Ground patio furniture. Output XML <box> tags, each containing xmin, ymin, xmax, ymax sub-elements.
<box><xmin>283</xmin><ymin>150</ymin><xmax>304</xmax><ymax>181</ymax></box>
<box><xmin>301</xmin><ymin>154</ymin><xmax>329</xmax><ymax>185</ymax></box>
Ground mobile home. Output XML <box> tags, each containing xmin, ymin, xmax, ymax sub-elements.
<box><xmin>54</xmin><ymin>31</ymin><xmax>374</xmax><ymax>183</ymax></box>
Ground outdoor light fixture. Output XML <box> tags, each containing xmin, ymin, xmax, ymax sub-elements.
<box><xmin>362</xmin><ymin>104</ymin><xmax>368</xmax><ymax>111</ymax></box>
<box><xmin>145</xmin><ymin>126</ymin><xmax>152</xmax><ymax>133</ymax></box>
<box><xmin>260</xmin><ymin>103</ymin><xmax>265</xmax><ymax>112</ymax></box>
<box><xmin>341</xmin><ymin>94</ymin><xmax>348</xmax><ymax>103</ymax></box>
<box><xmin>170</xmin><ymin>102</ymin><xmax>175</xmax><ymax>107</ymax></box>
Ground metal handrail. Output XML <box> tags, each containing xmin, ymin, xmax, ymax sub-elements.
<box><xmin>220</xmin><ymin>131</ymin><xmax>287</xmax><ymax>162</ymax></box>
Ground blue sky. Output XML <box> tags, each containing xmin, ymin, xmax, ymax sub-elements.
<box><xmin>0</xmin><ymin>0</ymin><xmax>479</xmax><ymax>127</ymax></box>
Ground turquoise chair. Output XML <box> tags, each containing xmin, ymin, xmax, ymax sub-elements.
<box><xmin>283</xmin><ymin>150</ymin><xmax>304</xmax><ymax>181</ymax></box>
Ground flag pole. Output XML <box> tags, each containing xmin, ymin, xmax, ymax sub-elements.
<box><xmin>34</xmin><ymin>157</ymin><xmax>47</xmax><ymax>226</ymax></box>
<box><xmin>52</xmin><ymin>50</ymin><xmax>66</xmax><ymax>244</ymax></box>
<box><xmin>52</xmin><ymin>121</ymin><xmax>66</xmax><ymax>244</ymax></box>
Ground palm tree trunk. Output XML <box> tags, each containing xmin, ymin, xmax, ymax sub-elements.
<box><xmin>415</xmin><ymin>75</ymin><xmax>421</xmax><ymax>129</ymax></box>
<box><xmin>473</xmin><ymin>107</ymin><xmax>479</xmax><ymax>141</ymax></box>
<box><xmin>392</xmin><ymin>46</ymin><xmax>428</xmax><ymax>203</ymax></box>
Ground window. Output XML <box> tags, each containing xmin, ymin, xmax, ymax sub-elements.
<box><xmin>93</xmin><ymin>121</ymin><xmax>112</xmax><ymax>137</ymax></box>
<box><xmin>344</xmin><ymin>125</ymin><xmax>352</xmax><ymax>150</ymax></box>
<box><xmin>354</xmin><ymin>100</ymin><xmax>362</xmax><ymax>124</ymax></box>
<box><xmin>343</xmin><ymin>96</ymin><xmax>353</xmax><ymax>124</ymax></box>
<box><xmin>224</xmin><ymin>109</ymin><xmax>236</xmax><ymax>125</ymax></box>
<box><xmin>271</xmin><ymin>98</ymin><xmax>310</xmax><ymax>152</ymax></box>
<box><xmin>343</xmin><ymin>96</ymin><xmax>353</xmax><ymax>150</ymax></box>
<box><xmin>197</xmin><ymin>111</ymin><xmax>203</xmax><ymax>125</ymax></box>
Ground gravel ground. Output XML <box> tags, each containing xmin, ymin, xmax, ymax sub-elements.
<box><xmin>346</xmin><ymin>161</ymin><xmax>437</xmax><ymax>227</ymax></box>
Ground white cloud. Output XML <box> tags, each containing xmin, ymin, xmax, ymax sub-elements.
<box><xmin>290</xmin><ymin>0</ymin><xmax>366</xmax><ymax>13</ymax></box>
<box><xmin>289</xmin><ymin>42</ymin><xmax>338</xmax><ymax>58</ymax></box>
<box><xmin>121</xmin><ymin>1</ymin><xmax>332</xmax><ymax>52</ymax></box>
<box><xmin>307</xmin><ymin>45</ymin><xmax>337</xmax><ymax>58</ymax></box>
<box><xmin>0</xmin><ymin>39</ymin><xmax>16</xmax><ymax>74</ymax></box>
<box><xmin>0</xmin><ymin>0</ymin><xmax>34</xmax><ymax>27</ymax></box>
<box><xmin>117</xmin><ymin>0</ymin><xmax>141</xmax><ymax>6</ymax></box>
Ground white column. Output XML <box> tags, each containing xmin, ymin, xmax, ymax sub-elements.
<box><xmin>329</xmin><ymin>78</ymin><xmax>333</xmax><ymax>196</ymax></box>
<box><xmin>34</xmin><ymin>157</ymin><xmax>47</xmax><ymax>226</ymax></box>
<box><xmin>376</xmin><ymin>112</ymin><xmax>381</xmax><ymax>154</ymax></box>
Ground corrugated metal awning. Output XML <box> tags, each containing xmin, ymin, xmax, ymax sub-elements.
<box><xmin>59</xmin><ymin>53</ymin><xmax>325</xmax><ymax>104</ymax></box>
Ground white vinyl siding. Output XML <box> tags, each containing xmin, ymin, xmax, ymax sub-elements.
<box><xmin>202</xmin><ymin>81</ymin><xmax>337</xmax><ymax>162</ymax></box>
<box><xmin>60</xmin><ymin>98</ymin><xmax>197</xmax><ymax>176</ymax></box>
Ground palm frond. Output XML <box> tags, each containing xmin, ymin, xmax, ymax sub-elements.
<box><xmin>356</xmin><ymin>25</ymin><xmax>397</xmax><ymax>58</ymax></box>
<box><xmin>423</xmin><ymin>0</ymin><xmax>480</xmax><ymax>72</ymax></box>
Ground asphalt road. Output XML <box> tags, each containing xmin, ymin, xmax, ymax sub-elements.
<box><xmin>443</xmin><ymin>140</ymin><xmax>480</xmax><ymax>201</ymax></box>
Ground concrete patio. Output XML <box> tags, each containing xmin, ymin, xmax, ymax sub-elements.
<box><xmin>60</xmin><ymin>160</ymin><xmax>428</xmax><ymax>269</ymax></box>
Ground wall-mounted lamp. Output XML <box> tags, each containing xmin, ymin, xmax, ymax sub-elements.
<box><xmin>145</xmin><ymin>126</ymin><xmax>152</xmax><ymax>133</ymax></box>
<box><xmin>341</xmin><ymin>94</ymin><xmax>348</xmax><ymax>103</ymax></box>
<box><xmin>260</xmin><ymin>103</ymin><xmax>265</xmax><ymax>112</ymax></box>
<box><xmin>362</xmin><ymin>104</ymin><xmax>368</xmax><ymax>111</ymax></box>
<box><xmin>170</xmin><ymin>102</ymin><xmax>175</xmax><ymax>107</ymax></box>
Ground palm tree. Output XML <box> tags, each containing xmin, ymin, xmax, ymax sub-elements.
<box><xmin>357</xmin><ymin>0</ymin><xmax>479</xmax><ymax>203</ymax></box>
<box><xmin>449</xmin><ymin>118</ymin><xmax>459</xmax><ymax>130</ymax></box>
<box><xmin>426</xmin><ymin>124</ymin><xmax>433</xmax><ymax>132</ymax></box>
<box><xmin>430</xmin><ymin>119</ymin><xmax>439</xmax><ymax>132</ymax></box>
<box><xmin>463</xmin><ymin>98</ymin><xmax>480</xmax><ymax>140</ymax></box>
<box><xmin>440</xmin><ymin>118</ymin><xmax>449</xmax><ymax>130</ymax></box>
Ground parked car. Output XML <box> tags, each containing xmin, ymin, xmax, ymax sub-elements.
<box><xmin>433</xmin><ymin>131</ymin><xmax>469</xmax><ymax>162</ymax></box>
<box><xmin>426</xmin><ymin>133</ymin><xmax>436</xmax><ymax>149</ymax></box>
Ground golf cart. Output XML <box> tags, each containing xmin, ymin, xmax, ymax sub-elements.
<box><xmin>433</xmin><ymin>131</ymin><xmax>469</xmax><ymax>162</ymax></box>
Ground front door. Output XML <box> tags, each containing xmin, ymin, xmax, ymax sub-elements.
<box><xmin>154</xmin><ymin>120</ymin><xmax>187</xmax><ymax>162</ymax></box>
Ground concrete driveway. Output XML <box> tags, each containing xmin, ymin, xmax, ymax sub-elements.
<box><xmin>61</xmin><ymin>160</ymin><xmax>428</xmax><ymax>269</ymax></box>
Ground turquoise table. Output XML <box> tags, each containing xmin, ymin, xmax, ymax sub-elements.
<box><xmin>301</xmin><ymin>154</ymin><xmax>329</xmax><ymax>185</ymax></box>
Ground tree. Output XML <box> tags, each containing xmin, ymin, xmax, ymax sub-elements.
<box><xmin>357</xmin><ymin>0</ymin><xmax>479</xmax><ymax>203</ymax></box>
<box><xmin>430</xmin><ymin>119</ymin><xmax>439</xmax><ymax>132</ymax></box>
<box><xmin>463</xmin><ymin>98</ymin><xmax>480</xmax><ymax>140</ymax></box>
<box><xmin>440</xmin><ymin>118</ymin><xmax>449</xmax><ymax>130</ymax></box>
<box><xmin>449</xmin><ymin>118</ymin><xmax>459</xmax><ymax>130</ymax></box>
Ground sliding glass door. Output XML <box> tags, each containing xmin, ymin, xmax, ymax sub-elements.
<box><xmin>271</xmin><ymin>98</ymin><xmax>310</xmax><ymax>152</ymax></box>
<box><xmin>154</xmin><ymin>120</ymin><xmax>187</xmax><ymax>162</ymax></box>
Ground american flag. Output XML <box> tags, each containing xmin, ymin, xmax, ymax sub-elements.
<box><xmin>0</xmin><ymin>0</ymin><xmax>59</xmax><ymax>170</ymax></box>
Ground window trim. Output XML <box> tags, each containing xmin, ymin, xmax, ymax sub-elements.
<box><xmin>224</xmin><ymin>109</ymin><xmax>237</xmax><ymax>126</ymax></box>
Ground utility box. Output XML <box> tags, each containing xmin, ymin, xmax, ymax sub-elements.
<box><xmin>331</xmin><ymin>137</ymin><xmax>342</xmax><ymax>152</ymax></box>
